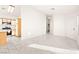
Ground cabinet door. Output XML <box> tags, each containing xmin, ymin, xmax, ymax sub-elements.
<box><xmin>11</xmin><ymin>20</ymin><xmax>16</xmax><ymax>36</ymax></box>
<box><xmin>0</xmin><ymin>32</ymin><xmax>7</xmax><ymax>45</ymax></box>
<box><xmin>16</xmin><ymin>17</ymin><xmax>21</xmax><ymax>37</ymax></box>
<box><xmin>7</xmin><ymin>19</ymin><xmax>11</xmax><ymax>24</ymax></box>
<box><xmin>11</xmin><ymin>20</ymin><xmax>16</xmax><ymax>25</ymax></box>
<box><xmin>2</xmin><ymin>18</ymin><xmax>7</xmax><ymax>23</ymax></box>
<box><xmin>0</xmin><ymin>18</ymin><xmax>2</xmax><ymax>25</ymax></box>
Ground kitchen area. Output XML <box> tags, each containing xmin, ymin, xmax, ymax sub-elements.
<box><xmin>0</xmin><ymin>5</ymin><xmax>21</xmax><ymax>45</ymax></box>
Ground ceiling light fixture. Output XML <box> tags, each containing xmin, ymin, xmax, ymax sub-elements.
<box><xmin>8</xmin><ymin>5</ymin><xmax>12</xmax><ymax>12</ymax></box>
<box><xmin>8</xmin><ymin>5</ymin><xmax>15</xmax><ymax>13</ymax></box>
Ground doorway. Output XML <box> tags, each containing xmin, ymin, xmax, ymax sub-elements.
<box><xmin>46</xmin><ymin>16</ymin><xmax>51</xmax><ymax>34</ymax></box>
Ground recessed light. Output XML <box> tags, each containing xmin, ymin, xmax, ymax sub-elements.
<box><xmin>51</xmin><ymin>8</ymin><xmax>55</xmax><ymax>10</ymax></box>
<box><xmin>1</xmin><ymin>7</ymin><xmax>5</xmax><ymax>10</ymax></box>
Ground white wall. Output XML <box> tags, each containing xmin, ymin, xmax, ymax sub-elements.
<box><xmin>21</xmin><ymin>6</ymin><xmax>46</xmax><ymax>39</ymax></box>
<box><xmin>64</xmin><ymin>14</ymin><xmax>78</xmax><ymax>40</ymax></box>
<box><xmin>51</xmin><ymin>13</ymin><xmax>78</xmax><ymax>40</ymax></box>
<box><xmin>52</xmin><ymin>14</ymin><xmax>65</xmax><ymax>36</ymax></box>
<box><xmin>50</xmin><ymin>16</ymin><xmax>53</xmax><ymax>34</ymax></box>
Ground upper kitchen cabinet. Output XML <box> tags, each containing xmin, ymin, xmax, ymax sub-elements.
<box><xmin>0</xmin><ymin>18</ymin><xmax>2</xmax><ymax>25</ymax></box>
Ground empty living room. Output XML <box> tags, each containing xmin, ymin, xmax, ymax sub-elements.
<box><xmin>0</xmin><ymin>5</ymin><xmax>79</xmax><ymax>54</ymax></box>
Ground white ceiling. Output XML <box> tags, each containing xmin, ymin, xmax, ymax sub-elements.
<box><xmin>0</xmin><ymin>5</ymin><xmax>79</xmax><ymax>17</ymax></box>
<box><xmin>33</xmin><ymin>5</ymin><xmax>79</xmax><ymax>15</ymax></box>
<box><xmin>0</xmin><ymin>5</ymin><xmax>21</xmax><ymax>18</ymax></box>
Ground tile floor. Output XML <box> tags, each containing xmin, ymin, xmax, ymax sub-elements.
<box><xmin>0</xmin><ymin>34</ymin><xmax>79</xmax><ymax>54</ymax></box>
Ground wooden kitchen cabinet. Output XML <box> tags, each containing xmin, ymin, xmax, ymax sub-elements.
<box><xmin>16</xmin><ymin>17</ymin><xmax>21</xmax><ymax>37</ymax></box>
<box><xmin>0</xmin><ymin>32</ymin><xmax>7</xmax><ymax>45</ymax></box>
